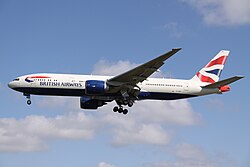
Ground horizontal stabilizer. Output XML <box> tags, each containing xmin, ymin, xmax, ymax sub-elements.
<box><xmin>202</xmin><ymin>76</ymin><xmax>244</xmax><ymax>89</ymax></box>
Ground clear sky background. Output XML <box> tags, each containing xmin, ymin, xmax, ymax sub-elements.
<box><xmin>0</xmin><ymin>0</ymin><xmax>249</xmax><ymax>167</ymax></box>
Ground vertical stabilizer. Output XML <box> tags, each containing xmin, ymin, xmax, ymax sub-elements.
<box><xmin>191</xmin><ymin>50</ymin><xmax>229</xmax><ymax>84</ymax></box>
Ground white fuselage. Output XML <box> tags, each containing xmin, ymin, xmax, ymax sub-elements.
<box><xmin>8</xmin><ymin>73</ymin><xmax>221</xmax><ymax>101</ymax></box>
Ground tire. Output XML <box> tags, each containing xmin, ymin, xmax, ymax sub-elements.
<box><xmin>128</xmin><ymin>102</ymin><xmax>133</xmax><ymax>107</ymax></box>
<box><xmin>113</xmin><ymin>106</ymin><xmax>119</xmax><ymax>112</ymax></box>
<box><xmin>123</xmin><ymin>100</ymin><xmax>128</xmax><ymax>105</ymax></box>
<box><xmin>123</xmin><ymin>109</ymin><xmax>128</xmax><ymax>115</ymax></box>
<box><xmin>118</xmin><ymin>108</ymin><xmax>123</xmax><ymax>113</ymax></box>
<box><xmin>27</xmin><ymin>100</ymin><xmax>31</xmax><ymax>105</ymax></box>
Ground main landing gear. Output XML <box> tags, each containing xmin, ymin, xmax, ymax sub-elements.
<box><xmin>113</xmin><ymin>106</ymin><xmax>128</xmax><ymax>115</ymax></box>
<box><xmin>24</xmin><ymin>93</ymin><xmax>31</xmax><ymax>105</ymax></box>
<box><xmin>113</xmin><ymin>99</ymin><xmax>134</xmax><ymax>115</ymax></box>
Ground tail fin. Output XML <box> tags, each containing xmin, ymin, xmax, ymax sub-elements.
<box><xmin>191</xmin><ymin>50</ymin><xmax>229</xmax><ymax>84</ymax></box>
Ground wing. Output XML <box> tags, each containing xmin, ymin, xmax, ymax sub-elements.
<box><xmin>107</xmin><ymin>48</ymin><xmax>181</xmax><ymax>87</ymax></box>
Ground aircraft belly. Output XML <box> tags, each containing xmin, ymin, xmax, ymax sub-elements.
<box><xmin>13</xmin><ymin>87</ymin><xmax>85</xmax><ymax>96</ymax></box>
<box><xmin>138</xmin><ymin>91</ymin><xmax>197</xmax><ymax>100</ymax></box>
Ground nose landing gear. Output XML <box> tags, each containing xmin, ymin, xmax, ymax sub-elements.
<box><xmin>27</xmin><ymin>99</ymin><xmax>31</xmax><ymax>105</ymax></box>
<box><xmin>24</xmin><ymin>93</ymin><xmax>31</xmax><ymax>105</ymax></box>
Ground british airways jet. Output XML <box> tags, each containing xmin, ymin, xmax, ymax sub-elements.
<box><xmin>8</xmin><ymin>48</ymin><xmax>243</xmax><ymax>115</ymax></box>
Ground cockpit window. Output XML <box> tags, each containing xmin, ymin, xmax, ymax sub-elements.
<box><xmin>13</xmin><ymin>78</ymin><xmax>20</xmax><ymax>81</ymax></box>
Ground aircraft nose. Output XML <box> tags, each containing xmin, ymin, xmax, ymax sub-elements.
<box><xmin>8</xmin><ymin>81</ymin><xmax>13</xmax><ymax>88</ymax></box>
<box><xmin>8</xmin><ymin>81</ymin><xmax>16</xmax><ymax>89</ymax></box>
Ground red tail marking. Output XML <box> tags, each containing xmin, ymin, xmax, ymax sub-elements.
<box><xmin>196</xmin><ymin>72</ymin><xmax>215</xmax><ymax>83</ymax></box>
<box><xmin>205</xmin><ymin>56</ymin><xmax>227</xmax><ymax>68</ymax></box>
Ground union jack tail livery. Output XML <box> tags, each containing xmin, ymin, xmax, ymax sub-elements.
<box><xmin>191</xmin><ymin>50</ymin><xmax>229</xmax><ymax>85</ymax></box>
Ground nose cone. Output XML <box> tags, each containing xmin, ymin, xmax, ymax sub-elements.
<box><xmin>8</xmin><ymin>81</ymin><xmax>19</xmax><ymax>89</ymax></box>
<box><xmin>8</xmin><ymin>81</ymin><xmax>15</xmax><ymax>89</ymax></box>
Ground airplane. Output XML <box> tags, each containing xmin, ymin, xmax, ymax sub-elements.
<box><xmin>8</xmin><ymin>48</ymin><xmax>243</xmax><ymax>115</ymax></box>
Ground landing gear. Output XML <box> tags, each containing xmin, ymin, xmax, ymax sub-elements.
<box><xmin>128</xmin><ymin>101</ymin><xmax>133</xmax><ymax>107</ymax></box>
<box><xmin>113</xmin><ymin>98</ymin><xmax>134</xmax><ymax>115</ymax></box>
<box><xmin>113</xmin><ymin>106</ymin><xmax>119</xmax><ymax>112</ymax></box>
<box><xmin>24</xmin><ymin>93</ymin><xmax>31</xmax><ymax>105</ymax></box>
<box><xmin>123</xmin><ymin>109</ymin><xmax>128</xmax><ymax>115</ymax></box>
<box><xmin>113</xmin><ymin>106</ymin><xmax>129</xmax><ymax>115</ymax></box>
<box><xmin>27</xmin><ymin>100</ymin><xmax>31</xmax><ymax>105</ymax></box>
<box><xmin>113</xmin><ymin>89</ymin><xmax>137</xmax><ymax>115</ymax></box>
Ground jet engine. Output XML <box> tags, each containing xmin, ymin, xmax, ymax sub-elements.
<box><xmin>80</xmin><ymin>96</ymin><xmax>106</xmax><ymax>109</ymax></box>
<box><xmin>85</xmin><ymin>80</ymin><xmax>109</xmax><ymax>95</ymax></box>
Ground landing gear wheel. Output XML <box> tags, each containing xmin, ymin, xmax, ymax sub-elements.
<box><xmin>113</xmin><ymin>106</ymin><xmax>129</xmax><ymax>115</ymax></box>
<box><xmin>123</xmin><ymin>100</ymin><xmax>128</xmax><ymax>105</ymax></box>
<box><xmin>118</xmin><ymin>108</ymin><xmax>123</xmax><ymax>113</ymax></box>
<box><xmin>113</xmin><ymin>106</ymin><xmax>119</xmax><ymax>112</ymax></box>
<box><xmin>27</xmin><ymin>100</ymin><xmax>31</xmax><ymax>105</ymax></box>
<box><xmin>123</xmin><ymin>109</ymin><xmax>128</xmax><ymax>115</ymax></box>
<box><xmin>128</xmin><ymin>102</ymin><xmax>133</xmax><ymax>107</ymax></box>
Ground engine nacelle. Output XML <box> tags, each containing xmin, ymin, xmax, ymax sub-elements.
<box><xmin>80</xmin><ymin>97</ymin><xmax>105</xmax><ymax>109</ymax></box>
<box><xmin>85</xmin><ymin>80</ymin><xmax>108</xmax><ymax>95</ymax></box>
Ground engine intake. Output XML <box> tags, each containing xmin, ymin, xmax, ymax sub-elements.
<box><xmin>85</xmin><ymin>80</ymin><xmax>108</xmax><ymax>95</ymax></box>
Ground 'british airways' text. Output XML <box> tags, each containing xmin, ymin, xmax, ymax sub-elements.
<box><xmin>40</xmin><ymin>82</ymin><xmax>83</xmax><ymax>87</ymax></box>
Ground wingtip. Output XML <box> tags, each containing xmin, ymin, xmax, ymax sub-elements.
<box><xmin>236</xmin><ymin>75</ymin><xmax>245</xmax><ymax>79</ymax></box>
<box><xmin>173</xmin><ymin>48</ymin><xmax>182</xmax><ymax>51</ymax></box>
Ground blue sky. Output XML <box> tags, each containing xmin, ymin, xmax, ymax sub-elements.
<box><xmin>0</xmin><ymin>0</ymin><xmax>249</xmax><ymax>167</ymax></box>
